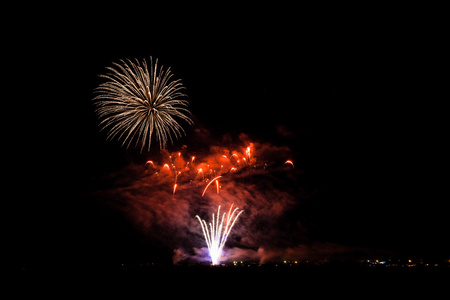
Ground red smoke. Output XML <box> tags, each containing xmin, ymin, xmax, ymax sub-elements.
<box><xmin>95</xmin><ymin>131</ymin><xmax>323</xmax><ymax>264</ymax></box>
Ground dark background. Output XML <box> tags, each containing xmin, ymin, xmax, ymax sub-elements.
<box><xmin>8</xmin><ymin>5</ymin><xmax>448</xmax><ymax>270</ymax></box>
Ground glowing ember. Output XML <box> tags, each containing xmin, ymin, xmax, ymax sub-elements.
<box><xmin>173</xmin><ymin>183</ymin><xmax>178</xmax><ymax>195</ymax></box>
<box><xmin>215</xmin><ymin>180</ymin><xmax>220</xmax><ymax>195</ymax></box>
<box><xmin>196</xmin><ymin>204</ymin><xmax>244</xmax><ymax>265</ymax></box>
<box><xmin>144</xmin><ymin>142</ymin><xmax>294</xmax><ymax>196</ymax></box>
<box><xmin>284</xmin><ymin>160</ymin><xmax>295</xmax><ymax>168</ymax></box>
<box><xmin>202</xmin><ymin>176</ymin><xmax>222</xmax><ymax>197</ymax></box>
<box><xmin>246</xmin><ymin>146</ymin><xmax>251</xmax><ymax>161</ymax></box>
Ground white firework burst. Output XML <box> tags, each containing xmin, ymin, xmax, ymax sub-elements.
<box><xmin>196</xmin><ymin>204</ymin><xmax>244</xmax><ymax>265</ymax></box>
<box><xmin>93</xmin><ymin>57</ymin><xmax>193</xmax><ymax>152</ymax></box>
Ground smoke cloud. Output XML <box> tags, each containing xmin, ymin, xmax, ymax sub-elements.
<box><xmin>94</xmin><ymin>130</ymin><xmax>362</xmax><ymax>264</ymax></box>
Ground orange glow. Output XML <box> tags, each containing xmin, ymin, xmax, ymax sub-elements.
<box><xmin>173</xmin><ymin>183</ymin><xmax>178</xmax><ymax>195</ymax></box>
<box><xmin>284</xmin><ymin>160</ymin><xmax>295</xmax><ymax>168</ymax></box>
<box><xmin>202</xmin><ymin>176</ymin><xmax>222</xmax><ymax>197</ymax></box>
<box><xmin>246</xmin><ymin>146</ymin><xmax>251</xmax><ymax>160</ymax></box>
<box><xmin>197</xmin><ymin>168</ymin><xmax>203</xmax><ymax>177</ymax></box>
<box><xmin>143</xmin><ymin>140</ymin><xmax>286</xmax><ymax>196</ymax></box>
<box><xmin>215</xmin><ymin>179</ymin><xmax>220</xmax><ymax>194</ymax></box>
<box><xmin>197</xmin><ymin>168</ymin><xmax>204</xmax><ymax>180</ymax></box>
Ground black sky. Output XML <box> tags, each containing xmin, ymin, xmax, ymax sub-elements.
<box><xmin>9</xmin><ymin>7</ymin><xmax>448</xmax><ymax>269</ymax></box>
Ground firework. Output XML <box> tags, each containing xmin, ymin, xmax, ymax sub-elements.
<box><xmin>202</xmin><ymin>175</ymin><xmax>222</xmax><ymax>197</ymax></box>
<box><xmin>196</xmin><ymin>204</ymin><xmax>244</xmax><ymax>265</ymax></box>
<box><xmin>143</xmin><ymin>143</ymin><xmax>296</xmax><ymax>197</ymax></box>
<box><xmin>93</xmin><ymin>57</ymin><xmax>193</xmax><ymax>152</ymax></box>
<box><xmin>284</xmin><ymin>160</ymin><xmax>295</xmax><ymax>168</ymax></box>
<box><xmin>246</xmin><ymin>146</ymin><xmax>251</xmax><ymax>161</ymax></box>
<box><xmin>173</xmin><ymin>183</ymin><xmax>178</xmax><ymax>195</ymax></box>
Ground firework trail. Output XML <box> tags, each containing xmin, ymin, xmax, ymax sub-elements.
<box><xmin>172</xmin><ymin>183</ymin><xmax>178</xmax><ymax>195</ymax></box>
<box><xmin>93</xmin><ymin>57</ymin><xmax>193</xmax><ymax>152</ymax></box>
<box><xmin>284</xmin><ymin>160</ymin><xmax>295</xmax><ymax>168</ymax></box>
<box><xmin>196</xmin><ymin>204</ymin><xmax>244</xmax><ymax>265</ymax></box>
<box><xmin>143</xmin><ymin>142</ymin><xmax>295</xmax><ymax>196</ymax></box>
<box><xmin>202</xmin><ymin>176</ymin><xmax>222</xmax><ymax>197</ymax></box>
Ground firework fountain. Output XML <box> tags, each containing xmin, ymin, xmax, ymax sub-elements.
<box><xmin>141</xmin><ymin>140</ymin><xmax>295</xmax><ymax>265</ymax></box>
<box><xmin>196</xmin><ymin>204</ymin><xmax>244</xmax><ymax>265</ymax></box>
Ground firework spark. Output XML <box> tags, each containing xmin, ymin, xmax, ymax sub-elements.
<box><xmin>173</xmin><ymin>183</ymin><xmax>178</xmax><ymax>195</ymax></box>
<box><xmin>143</xmin><ymin>142</ymin><xmax>295</xmax><ymax>196</ymax></box>
<box><xmin>93</xmin><ymin>57</ymin><xmax>193</xmax><ymax>152</ymax></box>
<box><xmin>284</xmin><ymin>160</ymin><xmax>295</xmax><ymax>168</ymax></box>
<box><xmin>196</xmin><ymin>204</ymin><xmax>244</xmax><ymax>265</ymax></box>
<box><xmin>202</xmin><ymin>176</ymin><xmax>222</xmax><ymax>197</ymax></box>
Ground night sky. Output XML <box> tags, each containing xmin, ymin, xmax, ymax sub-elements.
<box><xmin>9</xmin><ymin>7</ymin><xmax>447</xmax><ymax>271</ymax></box>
